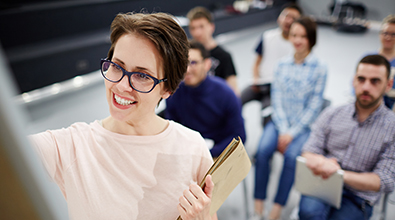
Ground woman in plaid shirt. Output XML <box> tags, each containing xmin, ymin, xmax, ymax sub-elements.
<box><xmin>253</xmin><ymin>17</ymin><xmax>327</xmax><ymax>220</ymax></box>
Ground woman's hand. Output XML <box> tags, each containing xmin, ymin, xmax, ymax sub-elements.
<box><xmin>277</xmin><ymin>134</ymin><xmax>293</xmax><ymax>154</ymax></box>
<box><xmin>177</xmin><ymin>175</ymin><xmax>215</xmax><ymax>220</ymax></box>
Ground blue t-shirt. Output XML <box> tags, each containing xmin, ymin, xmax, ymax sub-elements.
<box><xmin>165</xmin><ymin>76</ymin><xmax>246</xmax><ymax>157</ymax></box>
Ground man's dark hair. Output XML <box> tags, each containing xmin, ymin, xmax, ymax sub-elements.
<box><xmin>293</xmin><ymin>16</ymin><xmax>317</xmax><ymax>50</ymax></box>
<box><xmin>281</xmin><ymin>3</ymin><xmax>303</xmax><ymax>15</ymax></box>
<box><xmin>358</xmin><ymin>55</ymin><xmax>391</xmax><ymax>79</ymax></box>
<box><xmin>187</xmin><ymin>6</ymin><xmax>214</xmax><ymax>23</ymax></box>
<box><xmin>382</xmin><ymin>14</ymin><xmax>395</xmax><ymax>25</ymax></box>
<box><xmin>189</xmin><ymin>40</ymin><xmax>210</xmax><ymax>59</ymax></box>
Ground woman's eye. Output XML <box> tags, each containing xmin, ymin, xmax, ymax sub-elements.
<box><xmin>110</xmin><ymin>63</ymin><xmax>122</xmax><ymax>71</ymax></box>
<box><xmin>137</xmin><ymin>73</ymin><xmax>150</xmax><ymax>80</ymax></box>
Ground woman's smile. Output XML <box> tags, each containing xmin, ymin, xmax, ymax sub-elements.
<box><xmin>112</xmin><ymin>93</ymin><xmax>137</xmax><ymax>109</ymax></box>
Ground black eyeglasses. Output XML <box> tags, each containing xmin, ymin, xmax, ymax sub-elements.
<box><xmin>187</xmin><ymin>60</ymin><xmax>204</xmax><ymax>68</ymax></box>
<box><xmin>100</xmin><ymin>59</ymin><xmax>167</xmax><ymax>93</ymax></box>
<box><xmin>380</xmin><ymin>31</ymin><xmax>395</xmax><ymax>38</ymax></box>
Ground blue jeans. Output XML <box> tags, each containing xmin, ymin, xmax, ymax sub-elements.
<box><xmin>298</xmin><ymin>188</ymin><xmax>373</xmax><ymax>220</ymax></box>
<box><xmin>254</xmin><ymin>121</ymin><xmax>310</xmax><ymax>205</ymax></box>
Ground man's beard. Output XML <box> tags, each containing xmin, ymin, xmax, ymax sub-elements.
<box><xmin>356</xmin><ymin>92</ymin><xmax>382</xmax><ymax>109</ymax></box>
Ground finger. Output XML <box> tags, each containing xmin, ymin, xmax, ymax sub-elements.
<box><xmin>178</xmin><ymin>195</ymin><xmax>192</xmax><ymax>220</ymax></box>
<box><xmin>306</xmin><ymin>160</ymin><xmax>317</xmax><ymax>170</ymax></box>
<box><xmin>204</xmin><ymin>175</ymin><xmax>215</xmax><ymax>199</ymax></box>
<box><xmin>184</xmin><ymin>187</ymin><xmax>199</xmax><ymax>205</ymax></box>
<box><xmin>177</xmin><ymin>203</ymin><xmax>194</xmax><ymax>220</ymax></box>
<box><xmin>179</xmin><ymin>191</ymin><xmax>193</xmax><ymax>208</ymax></box>
<box><xmin>311</xmin><ymin>167</ymin><xmax>322</xmax><ymax>176</ymax></box>
<box><xmin>324</xmin><ymin>169</ymin><xmax>335</xmax><ymax>179</ymax></box>
<box><xmin>177</xmin><ymin>202</ymin><xmax>187</xmax><ymax>215</ymax></box>
<box><xmin>278</xmin><ymin>145</ymin><xmax>285</xmax><ymax>154</ymax></box>
<box><xmin>277</xmin><ymin>141</ymin><xmax>284</xmax><ymax>151</ymax></box>
<box><xmin>277</xmin><ymin>145</ymin><xmax>282</xmax><ymax>153</ymax></box>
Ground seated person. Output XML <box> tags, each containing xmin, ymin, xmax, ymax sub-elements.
<box><xmin>241</xmin><ymin>3</ymin><xmax>302</xmax><ymax>126</ymax></box>
<box><xmin>253</xmin><ymin>17</ymin><xmax>327</xmax><ymax>220</ymax></box>
<box><xmin>364</xmin><ymin>14</ymin><xmax>395</xmax><ymax>109</ymax></box>
<box><xmin>165</xmin><ymin>40</ymin><xmax>246</xmax><ymax>158</ymax></box>
<box><xmin>187</xmin><ymin>6</ymin><xmax>239</xmax><ymax>95</ymax></box>
<box><xmin>299</xmin><ymin>55</ymin><xmax>395</xmax><ymax>220</ymax></box>
<box><xmin>29</xmin><ymin>12</ymin><xmax>217</xmax><ymax>220</ymax></box>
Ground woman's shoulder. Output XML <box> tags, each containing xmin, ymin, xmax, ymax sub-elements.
<box><xmin>277</xmin><ymin>55</ymin><xmax>294</xmax><ymax>65</ymax></box>
<box><xmin>169</xmin><ymin>121</ymin><xmax>204</xmax><ymax>140</ymax></box>
<box><xmin>306</xmin><ymin>54</ymin><xmax>328</xmax><ymax>72</ymax></box>
<box><xmin>31</xmin><ymin>121</ymin><xmax>93</xmax><ymax>138</ymax></box>
<box><xmin>168</xmin><ymin>121</ymin><xmax>212</xmax><ymax>156</ymax></box>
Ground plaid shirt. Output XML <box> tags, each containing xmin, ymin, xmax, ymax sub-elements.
<box><xmin>302</xmin><ymin>102</ymin><xmax>395</xmax><ymax>205</ymax></box>
<box><xmin>271</xmin><ymin>54</ymin><xmax>327</xmax><ymax>137</ymax></box>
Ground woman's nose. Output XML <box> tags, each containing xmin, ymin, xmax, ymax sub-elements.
<box><xmin>117</xmin><ymin>75</ymin><xmax>133</xmax><ymax>92</ymax></box>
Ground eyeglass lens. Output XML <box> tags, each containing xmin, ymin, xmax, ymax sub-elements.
<box><xmin>381</xmin><ymin>31</ymin><xmax>395</xmax><ymax>38</ymax></box>
<box><xmin>188</xmin><ymin>60</ymin><xmax>202</xmax><ymax>67</ymax></box>
<box><xmin>101</xmin><ymin>60</ymin><xmax>156</xmax><ymax>92</ymax></box>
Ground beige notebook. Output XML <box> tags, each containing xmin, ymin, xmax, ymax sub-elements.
<box><xmin>177</xmin><ymin>137</ymin><xmax>251</xmax><ymax>219</ymax></box>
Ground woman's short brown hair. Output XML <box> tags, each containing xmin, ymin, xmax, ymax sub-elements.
<box><xmin>107</xmin><ymin>12</ymin><xmax>189</xmax><ymax>94</ymax></box>
<box><xmin>293</xmin><ymin>16</ymin><xmax>317</xmax><ymax>51</ymax></box>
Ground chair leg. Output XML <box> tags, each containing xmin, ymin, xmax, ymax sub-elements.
<box><xmin>380</xmin><ymin>193</ymin><xmax>389</xmax><ymax>220</ymax></box>
<box><xmin>243</xmin><ymin>178</ymin><xmax>250</xmax><ymax>220</ymax></box>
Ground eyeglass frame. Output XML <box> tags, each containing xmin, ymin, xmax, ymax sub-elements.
<box><xmin>187</xmin><ymin>59</ymin><xmax>205</xmax><ymax>67</ymax></box>
<box><xmin>100</xmin><ymin>59</ymin><xmax>167</xmax><ymax>93</ymax></box>
<box><xmin>380</xmin><ymin>31</ymin><xmax>395</xmax><ymax>38</ymax></box>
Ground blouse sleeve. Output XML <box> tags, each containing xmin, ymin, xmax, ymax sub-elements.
<box><xmin>28</xmin><ymin>128</ymin><xmax>74</xmax><ymax>191</ymax></box>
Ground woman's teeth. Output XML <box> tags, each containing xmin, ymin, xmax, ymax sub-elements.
<box><xmin>114</xmin><ymin>94</ymin><xmax>134</xmax><ymax>105</ymax></box>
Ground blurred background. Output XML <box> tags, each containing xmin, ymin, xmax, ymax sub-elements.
<box><xmin>1</xmin><ymin>0</ymin><xmax>395</xmax><ymax>219</ymax></box>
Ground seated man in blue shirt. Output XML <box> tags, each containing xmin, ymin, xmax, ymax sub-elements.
<box><xmin>165</xmin><ymin>40</ymin><xmax>246</xmax><ymax>158</ymax></box>
<box><xmin>299</xmin><ymin>55</ymin><xmax>395</xmax><ymax>220</ymax></box>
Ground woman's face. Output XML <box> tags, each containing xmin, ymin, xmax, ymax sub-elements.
<box><xmin>380</xmin><ymin>23</ymin><xmax>395</xmax><ymax>50</ymax></box>
<box><xmin>105</xmin><ymin>33</ymin><xmax>170</xmax><ymax>123</ymax></box>
<box><xmin>289</xmin><ymin>22</ymin><xmax>310</xmax><ymax>54</ymax></box>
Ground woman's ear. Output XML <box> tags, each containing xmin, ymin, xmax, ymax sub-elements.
<box><xmin>161</xmin><ymin>89</ymin><xmax>171</xmax><ymax>100</ymax></box>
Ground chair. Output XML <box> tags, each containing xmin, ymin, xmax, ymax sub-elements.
<box><xmin>379</xmin><ymin>193</ymin><xmax>389</xmax><ymax>220</ymax></box>
<box><xmin>244</xmin><ymin>99</ymin><xmax>332</xmax><ymax>219</ymax></box>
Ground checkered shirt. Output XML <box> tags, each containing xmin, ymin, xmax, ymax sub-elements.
<box><xmin>302</xmin><ymin>102</ymin><xmax>395</xmax><ymax>205</ymax></box>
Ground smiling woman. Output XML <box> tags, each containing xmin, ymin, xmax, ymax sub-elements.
<box><xmin>253</xmin><ymin>16</ymin><xmax>327</xmax><ymax>220</ymax></box>
<box><xmin>28</xmin><ymin>12</ymin><xmax>217</xmax><ymax>220</ymax></box>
